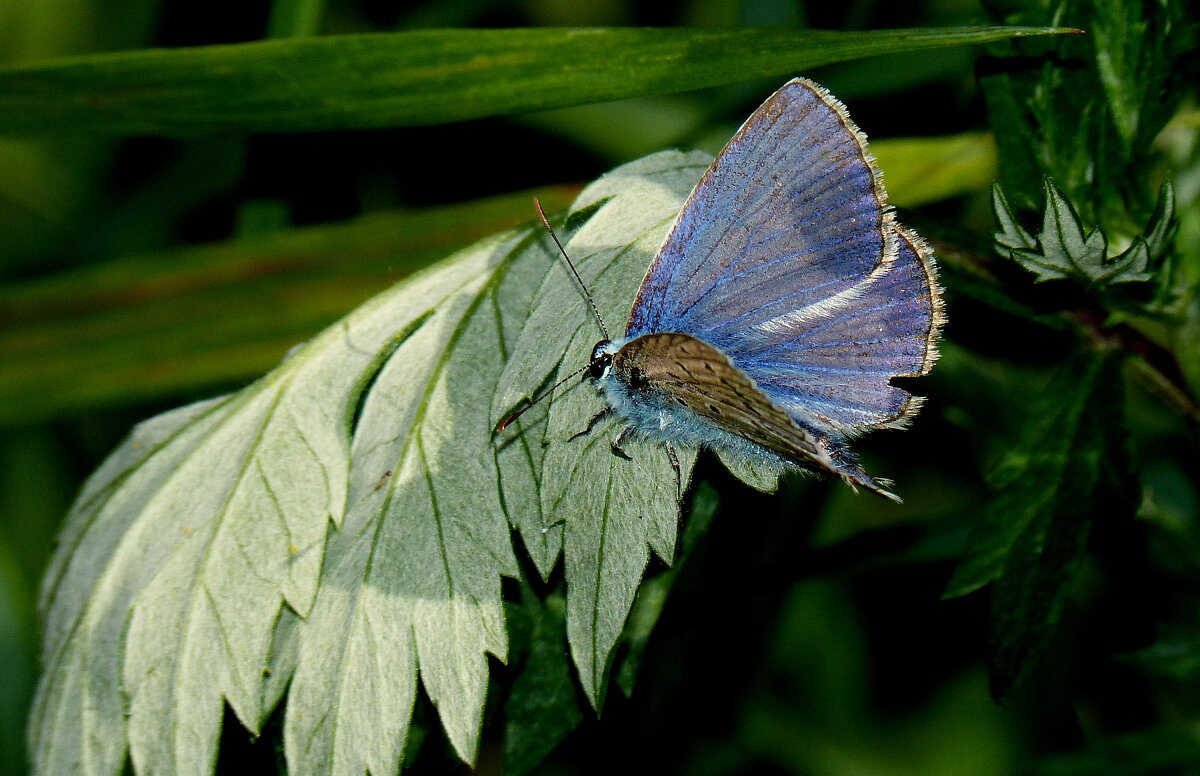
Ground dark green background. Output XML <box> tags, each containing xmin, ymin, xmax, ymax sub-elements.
<box><xmin>2</xmin><ymin>0</ymin><xmax>1198</xmax><ymax>774</ymax></box>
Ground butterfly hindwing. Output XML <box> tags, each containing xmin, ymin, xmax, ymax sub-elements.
<box><xmin>747</xmin><ymin>226</ymin><xmax>943</xmax><ymax>435</ymax></box>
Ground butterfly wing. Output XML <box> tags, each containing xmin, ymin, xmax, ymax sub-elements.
<box><xmin>613</xmin><ymin>332</ymin><xmax>900</xmax><ymax>500</ymax></box>
<box><xmin>746</xmin><ymin>226</ymin><xmax>943</xmax><ymax>435</ymax></box>
<box><xmin>626</xmin><ymin>78</ymin><xmax>895</xmax><ymax>347</ymax></box>
<box><xmin>626</xmin><ymin>77</ymin><xmax>941</xmax><ymax>439</ymax></box>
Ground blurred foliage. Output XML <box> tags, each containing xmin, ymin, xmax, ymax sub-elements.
<box><xmin>944</xmin><ymin>349</ymin><xmax>1136</xmax><ymax>700</ymax></box>
<box><xmin>0</xmin><ymin>26</ymin><xmax>1070</xmax><ymax>135</ymax></box>
<box><xmin>1</xmin><ymin>0</ymin><xmax>1198</xmax><ymax>774</ymax></box>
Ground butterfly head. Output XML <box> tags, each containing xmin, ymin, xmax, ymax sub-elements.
<box><xmin>495</xmin><ymin>339</ymin><xmax>618</xmax><ymax>434</ymax></box>
<box><xmin>587</xmin><ymin>339</ymin><xmax>619</xmax><ymax>381</ymax></box>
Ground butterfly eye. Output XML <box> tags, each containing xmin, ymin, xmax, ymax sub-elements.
<box><xmin>586</xmin><ymin>356</ymin><xmax>612</xmax><ymax>381</ymax></box>
<box><xmin>587</xmin><ymin>340</ymin><xmax>613</xmax><ymax>381</ymax></box>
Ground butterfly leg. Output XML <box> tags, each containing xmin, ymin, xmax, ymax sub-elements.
<box><xmin>610</xmin><ymin>427</ymin><xmax>634</xmax><ymax>460</ymax></box>
<box><xmin>568</xmin><ymin>407</ymin><xmax>613</xmax><ymax>442</ymax></box>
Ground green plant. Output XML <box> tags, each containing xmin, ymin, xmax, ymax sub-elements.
<box><xmin>5</xmin><ymin>1</ymin><xmax>1199</xmax><ymax>774</ymax></box>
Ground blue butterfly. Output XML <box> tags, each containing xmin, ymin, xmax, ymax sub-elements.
<box><xmin>574</xmin><ymin>78</ymin><xmax>944</xmax><ymax>502</ymax></box>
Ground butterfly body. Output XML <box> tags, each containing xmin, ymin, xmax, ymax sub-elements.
<box><xmin>593</xmin><ymin>330</ymin><xmax>901</xmax><ymax>500</ymax></box>
<box><xmin>580</xmin><ymin>77</ymin><xmax>943</xmax><ymax>501</ymax></box>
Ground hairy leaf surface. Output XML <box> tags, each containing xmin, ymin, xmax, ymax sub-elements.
<box><xmin>495</xmin><ymin>152</ymin><xmax>713</xmax><ymax>705</ymax></box>
<box><xmin>32</xmin><ymin>150</ymin><xmax>732</xmax><ymax>773</ymax></box>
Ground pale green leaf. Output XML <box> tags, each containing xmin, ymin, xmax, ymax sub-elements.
<box><xmin>30</xmin><ymin>224</ymin><xmax>549</xmax><ymax>773</ymax></box>
<box><xmin>32</xmin><ymin>264</ymin><xmax>414</xmax><ymax>773</ymax></box>
<box><xmin>32</xmin><ymin>148</ymin><xmax>780</xmax><ymax>772</ymax></box>
<box><xmin>31</xmin><ymin>397</ymin><xmax>232</xmax><ymax>775</ymax></box>
<box><xmin>992</xmin><ymin>181</ymin><xmax>1038</xmax><ymax>258</ymax></box>
<box><xmin>281</xmin><ymin>232</ymin><xmax>542</xmax><ymax>771</ymax></box>
<box><xmin>495</xmin><ymin>151</ymin><xmax>708</xmax><ymax>706</ymax></box>
<box><xmin>716</xmin><ymin>448</ymin><xmax>784</xmax><ymax>492</ymax></box>
<box><xmin>1037</xmin><ymin>178</ymin><xmax>1110</xmax><ymax>280</ymax></box>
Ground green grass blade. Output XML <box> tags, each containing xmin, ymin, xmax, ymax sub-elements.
<box><xmin>0</xmin><ymin>187</ymin><xmax>575</xmax><ymax>427</ymax></box>
<box><xmin>0</xmin><ymin>26</ymin><xmax>1078</xmax><ymax>136</ymax></box>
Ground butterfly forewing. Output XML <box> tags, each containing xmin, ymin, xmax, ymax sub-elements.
<box><xmin>626</xmin><ymin>78</ymin><xmax>895</xmax><ymax>352</ymax></box>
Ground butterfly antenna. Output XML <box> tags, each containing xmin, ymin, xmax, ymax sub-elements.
<box><xmin>534</xmin><ymin>198</ymin><xmax>609</xmax><ymax>340</ymax></box>
<box><xmin>495</xmin><ymin>361</ymin><xmax>593</xmax><ymax>433</ymax></box>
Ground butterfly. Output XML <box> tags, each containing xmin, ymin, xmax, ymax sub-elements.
<box><xmin>521</xmin><ymin>78</ymin><xmax>943</xmax><ymax>502</ymax></box>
